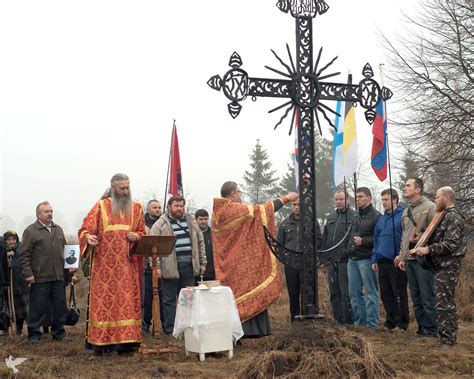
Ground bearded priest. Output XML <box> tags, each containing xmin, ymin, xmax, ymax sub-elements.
<box><xmin>79</xmin><ymin>173</ymin><xmax>145</xmax><ymax>355</ymax></box>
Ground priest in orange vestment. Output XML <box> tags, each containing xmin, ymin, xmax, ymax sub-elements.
<box><xmin>79</xmin><ymin>174</ymin><xmax>145</xmax><ymax>355</ymax></box>
<box><xmin>212</xmin><ymin>181</ymin><xmax>298</xmax><ymax>337</ymax></box>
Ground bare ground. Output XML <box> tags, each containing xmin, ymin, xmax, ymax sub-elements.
<box><xmin>0</xmin><ymin>250</ymin><xmax>473</xmax><ymax>378</ymax></box>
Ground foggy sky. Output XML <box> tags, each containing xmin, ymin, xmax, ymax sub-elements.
<box><xmin>0</xmin><ymin>0</ymin><xmax>416</xmax><ymax>236</ymax></box>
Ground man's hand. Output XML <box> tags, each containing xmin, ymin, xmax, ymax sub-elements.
<box><xmin>285</xmin><ymin>192</ymin><xmax>299</xmax><ymax>202</ymax></box>
<box><xmin>25</xmin><ymin>276</ymin><xmax>35</xmax><ymax>284</ymax></box>
<box><xmin>398</xmin><ymin>261</ymin><xmax>406</xmax><ymax>271</ymax></box>
<box><xmin>6</xmin><ymin>251</ymin><xmax>14</xmax><ymax>257</ymax></box>
<box><xmin>410</xmin><ymin>234</ymin><xmax>420</xmax><ymax>244</ymax></box>
<box><xmin>199</xmin><ymin>265</ymin><xmax>206</xmax><ymax>275</ymax></box>
<box><xmin>87</xmin><ymin>235</ymin><xmax>99</xmax><ymax>246</ymax></box>
<box><xmin>353</xmin><ymin>236</ymin><xmax>362</xmax><ymax>246</ymax></box>
<box><xmin>393</xmin><ymin>256</ymin><xmax>401</xmax><ymax>267</ymax></box>
<box><xmin>127</xmin><ymin>232</ymin><xmax>138</xmax><ymax>242</ymax></box>
<box><xmin>411</xmin><ymin>246</ymin><xmax>429</xmax><ymax>256</ymax></box>
<box><xmin>156</xmin><ymin>268</ymin><xmax>161</xmax><ymax>278</ymax></box>
<box><xmin>371</xmin><ymin>263</ymin><xmax>378</xmax><ymax>272</ymax></box>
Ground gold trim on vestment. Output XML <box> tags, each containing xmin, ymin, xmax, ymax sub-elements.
<box><xmin>99</xmin><ymin>199</ymin><xmax>131</xmax><ymax>233</ymax></box>
<box><xmin>213</xmin><ymin>205</ymin><xmax>254</xmax><ymax>232</ymax></box>
<box><xmin>87</xmin><ymin>338</ymin><xmax>144</xmax><ymax>346</ymax></box>
<box><xmin>236</xmin><ymin>204</ymin><xmax>278</xmax><ymax>304</ymax></box>
<box><xmin>88</xmin><ymin>319</ymin><xmax>142</xmax><ymax>328</ymax></box>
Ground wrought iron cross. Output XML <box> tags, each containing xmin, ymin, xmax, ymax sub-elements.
<box><xmin>208</xmin><ymin>0</ymin><xmax>392</xmax><ymax>318</ymax></box>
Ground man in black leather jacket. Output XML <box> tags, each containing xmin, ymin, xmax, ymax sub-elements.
<box><xmin>322</xmin><ymin>190</ymin><xmax>356</xmax><ymax>324</ymax></box>
<box><xmin>346</xmin><ymin>187</ymin><xmax>381</xmax><ymax>329</ymax></box>
<box><xmin>277</xmin><ymin>200</ymin><xmax>322</xmax><ymax>321</ymax></box>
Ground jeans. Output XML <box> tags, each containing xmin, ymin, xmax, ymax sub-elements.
<box><xmin>406</xmin><ymin>260</ymin><xmax>437</xmax><ymax>336</ymax></box>
<box><xmin>347</xmin><ymin>258</ymin><xmax>379</xmax><ymax>328</ymax></box>
<box><xmin>327</xmin><ymin>260</ymin><xmax>352</xmax><ymax>324</ymax></box>
<box><xmin>378</xmin><ymin>262</ymin><xmax>409</xmax><ymax>330</ymax></box>
<box><xmin>28</xmin><ymin>281</ymin><xmax>66</xmax><ymax>341</ymax></box>
<box><xmin>161</xmin><ymin>263</ymin><xmax>195</xmax><ymax>334</ymax></box>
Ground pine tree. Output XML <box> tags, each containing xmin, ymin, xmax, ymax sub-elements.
<box><xmin>242</xmin><ymin>139</ymin><xmax>279</xmax><ymax>204</ymax></box>
<box><xmin>313</xmin><ymin>134</ymin><xmax>334</xmax><ymax>223</ymax></box>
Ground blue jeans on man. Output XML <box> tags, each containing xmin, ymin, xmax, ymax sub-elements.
<box><xmin>348</xmin><ymin>258</ymin><xmax>379</xmax><ymax>328</ymax></box>
<box><xmin>405</xmin><ymin>260</ymin><xmax>437</xmax><ymax>336</ymax></box>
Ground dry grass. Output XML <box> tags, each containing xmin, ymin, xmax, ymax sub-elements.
<box><xmin>0</xmin><ymin>251</ymin><xmax>472</xmax><ymax>378</ymax></box>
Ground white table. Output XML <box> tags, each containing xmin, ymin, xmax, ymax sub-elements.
<box><xmin>173</xmin><ymin>285</ymin><xmax>243</xmax><ymax>361</ymax></box>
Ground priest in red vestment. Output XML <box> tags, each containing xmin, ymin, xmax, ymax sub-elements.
<box><xmin>79</xmin><ymin>173</ymin><xmax>145</xmax><ymax>355</ymax></box>
<box><xmin>212</xmin><ymin>181</ymin><xmax>298</xmax><ymax>337</ymax></box>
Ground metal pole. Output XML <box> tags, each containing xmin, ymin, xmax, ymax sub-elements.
<box><xmin>163</xmin><ymin>120</ymin><xmax>174</xmax><ymax>208</ymax></box>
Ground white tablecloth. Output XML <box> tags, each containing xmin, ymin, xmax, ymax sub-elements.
<box><xmin>173</xmin><ymin>286</ymin><xmax>243</xmax><ymax>342</ymax></box>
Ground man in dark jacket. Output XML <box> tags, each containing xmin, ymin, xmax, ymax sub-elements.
<box><xmin>20</xmin><ymin>201</ymin><xmax>67</xmax><ymax>343</ymax></box>
<box><xmin>371</xmin><ymin>189</ymin><xmax>408</xmax><ymax>331</ymax></box>
<box><xmin>347</xmin><ymin>187</ymin><xmax>381</xmax><ymax>328</ymax></box>
<box><xmin>322</xmin><ymin>190</ymin><xmax>356</xmax><ymax>325</ymax></box>
<box><xmin>142</xmin><ymin>199</ymin><xmax>163</xmax><ymax>334</ymax></box>
<box><xmin>195</xmin><ymin>209</ymin><xmax>215</xmax><ymax>281</ymax></box>
<box><xmin>277</xmin><ymin>200</ymin><xmax>322</xmax><ymax>321</ymax></box>
<box><xmin>411</xmin><ymin>187</ymin><xmax>466</xmax><ymax>348</ymax></box>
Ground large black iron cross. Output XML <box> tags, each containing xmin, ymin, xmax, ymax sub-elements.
<box><xmin>208</xmin><ymin>0</ymin><xmax>392</xmax><ymax>318</ymax></box>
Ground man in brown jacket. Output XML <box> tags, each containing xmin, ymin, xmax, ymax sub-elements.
<box><xmin>150</xmin><ymin>196</ymin><xmax>206</xmax><ymax>334</ymax></box>
<box><xmin>20</xmin><ymin>201</ymin><xmax>67</xmax><ymax>343</ymax></box>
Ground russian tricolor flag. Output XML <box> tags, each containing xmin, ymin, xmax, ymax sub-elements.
<box><xmin>371</xmin><ymin>98</ymin><xmax>388</xmax><ymax>181</ymax></box>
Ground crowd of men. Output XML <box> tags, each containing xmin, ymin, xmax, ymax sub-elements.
<box><xmin>278</xmin><ymin>178</ymin><xmax>467</xmax><ymax>349</ymax></box>
<box><xmin>0</xmin><ymin>174</ymin><xmax>467</xmax><ymax>355</ymax></box>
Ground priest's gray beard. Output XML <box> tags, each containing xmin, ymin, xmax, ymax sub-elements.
<box><xmin>111</xmin><ymin>189</ymin><xmax>132</xmax><ymax>216</ymax></box>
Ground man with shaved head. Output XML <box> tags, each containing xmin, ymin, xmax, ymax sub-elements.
<box><xmin>411</xmin><ymin>186</ymin><xmax>467</xmax><ymax>349</ymax></box>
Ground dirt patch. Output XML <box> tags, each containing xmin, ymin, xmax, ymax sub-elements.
<box><xmin>240</xmin><ymin>320</ymin><xmax>395</xmax><ymax>378</ymax></box>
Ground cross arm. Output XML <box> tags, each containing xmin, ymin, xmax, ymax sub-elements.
<box><xmin>317</xmin><ymin>82</ymin><xmax>359</xmax><ymax>102</ymax></box>
<box><xmin>248</xmin><ymin>78</ymin><xmax>291</xmax><ymax>98</ymax></box>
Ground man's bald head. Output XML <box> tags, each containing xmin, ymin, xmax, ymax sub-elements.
<box><xmin>438</xmin><ymin>186</ymin><xmax>455</xmax><ymax>201</ymax></box>
<box><xmin>435</xmin><ymin>186</ymin><xmax>455</xmax><ymax>211</ymax></box>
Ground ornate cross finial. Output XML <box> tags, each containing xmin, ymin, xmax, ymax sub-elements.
<box><xmin>276</xmin><ymin>0</ymin><xmax>329</xmax><ymax>18</ymax></box>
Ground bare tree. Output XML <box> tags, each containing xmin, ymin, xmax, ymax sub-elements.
<box><xmin>382</xmin><ymin>0</ymin><xmax>473</xmax><ymax>222</ymax></box>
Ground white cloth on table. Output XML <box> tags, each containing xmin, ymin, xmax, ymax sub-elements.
<box><xmin>172</xmin><ymin>286</ymin><xmax>243</xmax><ymax>342</ymax></box>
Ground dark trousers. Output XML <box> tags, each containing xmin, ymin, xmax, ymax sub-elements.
<box><xmin>327</xmin><ymin>260</ymin><xmax>352</xmax><ymax>324</ymax></box>
<box><xmin>378</xmin><ymin>262</ymin><xmax>409</xmax><ymax>330</ymax></box>
<box><xmin>161</xmin><ymin>263</ymin><xmax>195</xmax><ymax>334</ymax></box>
<box><xmin>28</xmin><ymin>281</ymin><xmax>66</xmax><ymax>340</ymax></box>
<box><xmin>406</xmin><ymin>260</ymin><xmax>438</xmax><ymax>336</ymax></box>
<box><xmin>284</xmin><ymin>266</ymin><xmax>300</xmax><ymax>320</ymax></box>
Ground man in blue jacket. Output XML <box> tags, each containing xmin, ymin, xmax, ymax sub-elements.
<box><xmin>371</xmin><ymin>189</ymin><xmax>409</xmax><ymax>331</ymax></box>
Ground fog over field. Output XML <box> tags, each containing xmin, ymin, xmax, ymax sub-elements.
<box><xmin>0</xmin><ymin>0</ymin><xmax>416</xmax><ymax>235</ymax></box>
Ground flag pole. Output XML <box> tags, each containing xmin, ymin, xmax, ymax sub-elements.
<box><xmin>379</xmin><ymin>64</ymin><xmax>398</xmax><ymax>257</ymax></box>
<box><xmin>163</xmin><ymin>120</ymin><xmax>175</xmax><ymax>208</ymax></box>
<box><xmin>353</xmin><ymin>172</ymin><xmax>358</xmax><ymax>211</ymax></box>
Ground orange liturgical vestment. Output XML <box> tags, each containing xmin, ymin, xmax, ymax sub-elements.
<box><xmin>79</xmin><ymin>198</ymin><xmax>145</xmax><ymax>347</ymax></box>
<box><xmin>212</xmin><ymin>198</ymin><xmax>282</xmax><ymax>322</ymax></box>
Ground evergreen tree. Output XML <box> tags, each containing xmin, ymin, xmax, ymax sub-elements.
<box><xmin>242</xmin><ymin>139</ymin><xmax>279</xmax><ymax>204</ymax></box>
<box><xmin>313</xmin><ymin>134</ymin><xmax>334</xmax><ymax>223</ymax></box>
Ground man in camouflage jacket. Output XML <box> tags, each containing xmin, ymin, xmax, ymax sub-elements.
<box><xmin>411</xmin><ymin>187</ymin><xmax>467</xmax><ymax>348</ymax></box>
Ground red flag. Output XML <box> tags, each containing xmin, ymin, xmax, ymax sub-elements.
<box><xmin>371</xmin><ymin>98</ymin><xmax>388</xmax><ymax>181</ymax></box>
<box><xmin>168</xmin><ymin>122</ymin><xmax>183</xmax><ymax>196</ymax></box>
